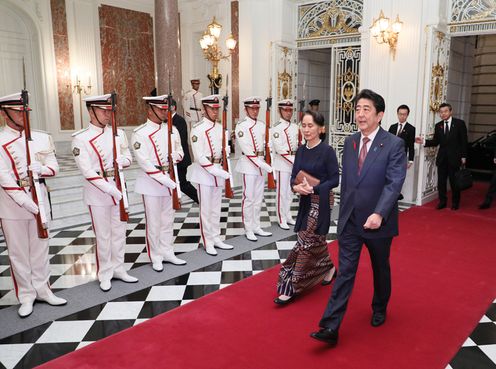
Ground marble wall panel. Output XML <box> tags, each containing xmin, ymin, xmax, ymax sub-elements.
<box><xmin>99</xmin><ymin>5</ymin><xmax>155</xmax><ymax>126</ymax></box>
<box><xmin>50</xmin><ymin>0</ymin><xmax>74</xmax><ymax>130</ymax></box>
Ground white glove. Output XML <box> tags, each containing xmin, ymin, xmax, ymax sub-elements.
<box><xmin>171</xmin><ymin>152</ymin><xmax>183</xmax><ymax>163</ymax></box>
<box><xmin>21</xmin><ymin>198</ymin><xmax>39</xmax><ymax>214</ymax></box>
<box><xmin>210</xmin><ymin>167</ymin><xmax>230</xmax><ymax>180</ymax></box>
<box><xmin>116</xmin><ymin>156</ymin><xmax>129</xmax><ymax>168</ymax></box>
<box><xmin>158</xmin><ymin>175</ymin><xmax>177</xmax><ymax>189</ymax></box>
<box><xmin>107</xmin><ymin>186</ymin><xmax>123</xmax><ymax>202</ymax></box>
<box><xmin>29</xmin><ymin>161</ymin><xmax>43</xmax><ymax>175</ymax></box>
<box><xmin>260</xmin><ymin>162</ymin><xmax>273</xmax><ymax>173</ymax></box>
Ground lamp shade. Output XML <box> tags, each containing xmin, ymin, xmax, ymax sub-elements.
<box><xmin>226</xmin><ymin>33</ymin><xmax>237</xmax><ymax>50</ymax></box>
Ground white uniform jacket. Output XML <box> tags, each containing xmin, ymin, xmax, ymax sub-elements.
<box><xmin>270</xmin><ymin>119</ymin><xmax>299</xmax><ymax>173</ymax></box>
<box><xmin>182</xmin><ymin>90</ymin><xmax>203</xmax><ymax>123</ymax></box>
<box><xmin>71</xmin><ymin>124</ymin><xmax>132</xmax><ymax>206</ymax></box>
<box><xmin>131</xmin><ymin>120</ymin><xmax>183</xmax><ymax>196</ymax></box>
<box><xmin>0</xmin><ymin>126</ymin><xmax>58</xmax><ymax>220</ymax></box>
<box><xmin>187</xmin><ymin>118</ymin><xmax>229</xmax><ymax>187</ymax></box>
<box><xmin>235</xmin><ymin>117</ymin><xmax>268</xmax><ymax>176</ymax></box>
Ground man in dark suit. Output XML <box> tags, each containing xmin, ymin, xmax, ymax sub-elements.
<box><xmin>389</xmin><ymin>104</ymin><xmax>415</xmax><ymax>169</ymax></box>
<box><xmin>171</xmin><ymin>100</ymin><xmax>199</xmax><ymax>203</ymax></box>
<box><xmin>479</xmin><ymin>149</ymin><xmax>496</xmax><ymax>209</ymax></box>
<box><xmin>416</xmin><ymin>103</ymin><xmax>468</xmax><ymax>210</ymax></box>
<box><xmin>310</xmin><ymin>89</ymin><xmax>406</xmax><ymax>346</ymax></box>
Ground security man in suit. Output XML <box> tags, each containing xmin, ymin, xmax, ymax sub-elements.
<box><xmin>270</xmin><ymin>99</ymin><xmax>298</xmax><ymax>229</ymax></box>
<box><xmin>235</xmin><ymin>96</ymin><xmax>273</xmax><ymax>241</ymax></box>
<box><xmin>388</xmin><ymin>104</ymin><xmax>415</xmax><ymax>169</ymax></box>
<box><xmin>182</xmin><ymin>79</ymin><xmax>203</xmax><ymax>127</ymax></box>
<box><xmin>416</xmin><ymin>103</ymin><xmax>468</xmax><ymax>210</ymax></box>
<box><xmin>479</xmin><ymin>148</ymin><xmax>496</xmax><ymax>209</ymax></box>
<box><xmin>170</xmin><ymin>99</ymin><xmax>198</xmax><ymax>203</ymax></box>
<box><xmin>72</xmin><ymin>94</ymin><xmax>138</xmax><ymax>291</ymax></box>
<box><xmin>309</xmin><ymin>99</ymin><xmax>320</xmax><ymax>112</ymax></box>
<box><xmin>187</xmin><ymin>95</ymin><xmax>233</xmax><ymax>256</ymax></box>
<box><xmin>0</xmin><ymin>92</ymin><xmax>67</xmax><ymax>317</ymax></box>
<box><xmin>311</xmin><ymin>89</ymin><xmax>406</xmax><ymax>346</ymax></box>
<box><xmin>131</xmin><ymin>95</ymin><xmax>186</xmax><ymax>272</ymax></box>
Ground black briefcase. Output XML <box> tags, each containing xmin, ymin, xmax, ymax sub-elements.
<box><xmin>454</xmin><ymin>167</ymin><xmax>473</xmax><ymax>191</ymax></box>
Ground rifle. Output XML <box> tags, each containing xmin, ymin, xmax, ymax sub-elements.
<box><xmin>222</xmin><ymin>75</ymin><xmax>234</xmax><ymax>198</ymax></box>
<box><xmin>110</xmin><ymin>92</ymin><xmax>129</xmax><ymax>222</ymax></box>
<box><xmin>167</xmin><ymin>72</ymin><xmax>181</xmax><ymax>210</ymax></box>
<box><xmin>298</xmin><ymin>98</ymin><xmax>305</xmax><ymax>146</ymax></box>
<box><xmin>265</xmin><ymin>96</ymin><xmax>276</xmax><ymax>189</ymax></box>
<box><xmin>21</xmin><ymin>89</ymin><xmax>48</xmax><ymax>239</ymax></box>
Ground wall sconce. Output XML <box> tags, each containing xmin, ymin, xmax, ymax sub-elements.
<box><xmin>199</xmin><ymin>17</ymin><xmax>237</xmax><ymax>94</ymax></box>
<box><xmin>67</xmin><ymin>70</ymin><xmax>92</xmax><ymax>129</ymax></box>
<box><xmin>370</xmin><ymin>10</ymin><xmax>403</xmax><ymax>60</ymax></box>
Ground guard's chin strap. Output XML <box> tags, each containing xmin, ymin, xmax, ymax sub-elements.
<box><xmin>204</xmin><ymin>106</ymin><xmax>215</xmax><ymax>122</ymax></box>
<box><xmin>2</xmin><ymin>109</ymin><xmax>23</xmax><ymax>130</ymax></box>
<box><xmin>91</xmin><ymin>107</ymin><xmax>105</xmax><ymax>128</ymax></box>
<box><xmin>150</xmin><ymin>105</ymin><xmax>164</xmax><ymax>123</ymax></box>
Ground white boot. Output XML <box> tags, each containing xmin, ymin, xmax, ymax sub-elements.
<box><xmin>245</xmin><ymin>231</ymin><xmax>258</xmax><ymax>241</ymax></box>
<box><xmin>152</xmin><ymin>261</ymin><xmax>164</xmax><ymax>272</ymax></box>
<box><xmin>18</xmin><ymin>301</ymin><xmax>34</xmax><ymax>318</ymax></box>
<box><xmin>100</xmin><ymin>280</ymin><xmax>112</xmax><ymax>291</ymax></box>
<box><xmin>214</xmin><ymin>239</ymin><xmax>234</xmax><ymax>250</ymax></box>
<box><xmin>205</xmin><ymin>244</ymin><xmax>218</xmax><ymax>256</ymax></box>
<box><xmin>163</xmin><ymin>252</ymin><xmax>187</xmax><ymax>265</ymax></box>
<box><xmin>279</xmin><ymin>222</ymin><xmax>290</xmax><ymax>230</ymax></box>
<box><xmin>287</xmin><ymin>218</ymin><xmax>296</xmax><ymax>226</ymax></box>
<box><xmin>37</xmin><ymin>290</ymin><xmax>67</xmax><ymax>306</ymax></box>
<box><xmin>113</xmin><ymin>271</ymin><xmax>138</xmax><ymax>283</ymax></box>
<box><xmin>254</xmin><ymin>228</ymin><xmax>272</xmax><ymax>237</ymax></box>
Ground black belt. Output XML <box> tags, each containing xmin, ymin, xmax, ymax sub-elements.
<box><xmin>155</xmin><ymin>164</ymin><xmax>170</xmax><ymax>171</ymax></box>
<box><xmin>190</xmin><ymin>107</ymin><xmax>201</xmax><ymax>111</ymax></box>
<box><xmin>16</xmin><ymin>178</ymin><xmax>46</xmax><ymax>187</ymax></box>
<box><xmin>97</xmin><ymin>170</ymin><xmax>116</xmax><ymax>178</ymax></box>
<box><xmin>207</xmin><ymin>157</ymin><xmax>223</xmax><ymax>164</ymax></box>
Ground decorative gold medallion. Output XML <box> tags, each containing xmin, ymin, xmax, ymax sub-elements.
<box><xmin>133</xmin><ymin>142</ymin><xmax>141</xmax><ymax>150</ymax></box>
<box><xmin>72</xmin><ymin>147</ymin><xmax>80</xmax><ymax>156</ymax></box>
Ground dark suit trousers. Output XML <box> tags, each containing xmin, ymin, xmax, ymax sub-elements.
<box><xmin>178</xmin><ymin>167</ymin><xmax>199</xmax><ymax>203</ymax></box>
<box><xmin>319</xmin><ymin>219</ymin><xmax>393</xmax><ymax>331</ymax></box>
<box><xmin>437</xmin><ymin>161</ymin><xmax>460</xmax><ymax>205</ymax></box>
<box><xmin>484</xmin><ymin>170</ymin><xmax>496</xmax><ymax>204</ymax></box>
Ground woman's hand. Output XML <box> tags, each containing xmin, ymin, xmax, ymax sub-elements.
<box><xmin>293</xmin><ymin>177</ymin><xmax>314</xmax><ymax>195</ymax></box>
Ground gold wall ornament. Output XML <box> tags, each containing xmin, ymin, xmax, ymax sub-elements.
<box><xmin>308</xmin><ymin>6</ymin><xmax>357</xmax><ymax>38</ymax></box>
<box><xmin>449</xmin><ymin>0</ymin><xmax>496</xmax><ymax>34</ymax></box>
<box><xmin>429</xmin><ymin>64</ymin><xmax>445</xmax><ymax>112</ymax></box>
<box><xmin>277</xmin><ymin>47</ymin><xmax>293</xmax><ymax>100</ymax></box>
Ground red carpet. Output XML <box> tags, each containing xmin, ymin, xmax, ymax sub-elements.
<box><xmin>40</xmin><ymin>183</ymin><xmax>496</xmax><ymax>369</ymax></box>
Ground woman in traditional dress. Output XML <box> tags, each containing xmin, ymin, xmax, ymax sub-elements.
<box><xmin>274</xmin><ymin>110</ymin><xmax>339</xmax><ymax>305</ymax></box>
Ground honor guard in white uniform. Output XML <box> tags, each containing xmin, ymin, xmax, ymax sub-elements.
<box><xmin>71</xmin><ymin>94</ymin><xmax>138</xmax><ymax>291</ymax></box>
<box><xmin>235</xmin><ymin>97</ymin><xmax>273</xmax><ymax>241</ymax></box>
<box><xmin>182</xmin><ymin>79</ymin><xmax>203</xmax><ymax>127</ymax></box>
<box><xmin>0</xmin><ymin>92</ymin><xmax>66</xmax><ymax>317</ymax></box>
<box><xmin>270</xmin><ymin>99</ymin><xmax>298</xmax><ymax>230</ymax></box>
<box><xmin>131</xmin><ymin>95</ymin><xmax>186</xmax><ymax>271</ymax></box>
<box><xmin>186</xmin><ymin>95</ymin><xmax>233</xmax><ymax>256</ymax></box>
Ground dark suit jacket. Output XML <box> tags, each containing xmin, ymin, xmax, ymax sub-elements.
<box><xmin>425</xmin><ymin>117</ymin><xmax>467</xmax><ymax>168</ymax></box>
<box><xmin>388</xmin><ymin>122</ymin><xmax>415</xmax><ymax>161</ymax></box>
<box><xmin>172</xmin><ymin>113</ymin><xmax>192</xmax><ymax>169</ymax></box>
<box><xmin>338</xmin><ymin>127</ymin><xmax>407</xmax><ymax>239</ymax></box>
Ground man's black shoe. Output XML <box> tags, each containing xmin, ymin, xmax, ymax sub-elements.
<box><xmin>479</xmin><ymin>202</ymin><xmax>491</xmax><ymax>210</ymax></box>
<box><xmin>310</xmin><ymin>328</ymin><xmax>338</xmax><ymax>345</ymax></box>
<box><xmin>371</xmin><ymin>312</ymin><xmax>386</xmax><ymax>327</ymax></box>
<box><xmin>436</xmin><ymin>202</ymin><xmax>447</xmax><ymax>210</ymax></box>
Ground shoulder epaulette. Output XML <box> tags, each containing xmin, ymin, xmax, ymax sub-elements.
<box><xmin>71</xmin><ymin>127</ymin><xmax>88</xmax><ymax>137</ymax></box>
<box><xmin>133</xmin><ymin>123</ymin><xmax>147</xmax><ymax>132</ymax></box>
